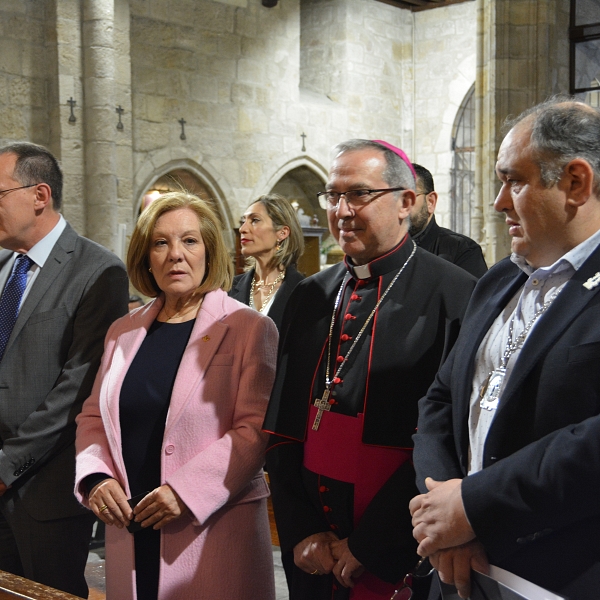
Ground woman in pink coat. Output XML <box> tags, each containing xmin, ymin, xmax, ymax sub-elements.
<box><xmin>74</xmin><ymin>191</ymin><xmax>277</xmax><ymax>600</ymax></box>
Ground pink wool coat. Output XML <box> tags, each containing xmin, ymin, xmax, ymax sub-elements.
<box><xmin>75</xmin><ymin>289</ymin><xmax>277</xmax><ymax>600</ymax></box>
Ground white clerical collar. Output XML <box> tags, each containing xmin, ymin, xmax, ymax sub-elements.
<box><xmin>352</xmin><ymin>263</ymin><xmax>371</xmax><ymax>279</ymax></box>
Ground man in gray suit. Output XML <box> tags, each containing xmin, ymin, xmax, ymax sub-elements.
<box><xmin>0</xmin><ymin>142</ymin><xmax>128</xmax><ymax>596</ymax></box>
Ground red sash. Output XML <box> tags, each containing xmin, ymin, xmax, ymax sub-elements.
<box><xmin>304</xmin><ymin>406</ymin><xmax>412</xmax><ymax>600</ymax></box>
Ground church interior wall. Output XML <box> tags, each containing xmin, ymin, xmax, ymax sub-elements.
<box><xmin>412</xmin><ymin>1</ymin><xmax>477</xmax><ymax>230</ymax></box>
<box><xmin>0</xmin><ymin>0</ymin><xmax>580</xmax><ymax>264</ymax></box>
<box><xmin>129</xmin><ymin>0</ymin><xmax>416</xmax><ymax>231</ymax></box>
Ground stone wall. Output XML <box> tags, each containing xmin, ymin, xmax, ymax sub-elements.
<box><xmin>129</xmin><ymin>0</ymin><xmax>414</xmax><ymax>229</ymax></box>
<box><xmin>0</xmin><ymin>1</ymin><xmax>53</xmax><ymax>150</ymax></box>
<box><xmin>3</xmin><ymin>0</ymin><xmax>565</xmax><ymax>265</ymax></box>
<box><xmin>412</xmin><ymin>1</ymin><xmax>477</xmax><ymax>230</ymax></box>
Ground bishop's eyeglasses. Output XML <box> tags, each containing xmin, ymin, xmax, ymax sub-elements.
<box><xmin>317</xmin><ymin>187</ymin><xmax>406</xmax><ymax>210</ymax></box>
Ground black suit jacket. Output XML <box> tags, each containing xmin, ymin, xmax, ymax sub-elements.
<box><xmin>228</xmin><ymin>265</ymin><xmax>304</xmax><ymax>331</ymax></box>
<box><xmin>413</xmin><ymin>248</ymin><xmax>600</xmax><ymax>597</ymax></box>
<box><xmin>0</xmin><ymin>223</ymin><xmax>128</xmax><ymax>521</ymax></box>
<box><xmin>412</xmin><ymin>216</ymin><xmax>488</xmax><ymax>278</ymax></box>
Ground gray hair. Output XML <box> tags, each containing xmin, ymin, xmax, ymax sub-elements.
<box><xmin>506</xmin><ymin>97</ymin><xmax>600</xmax><ymax>196</ymax></box>
<box><xmin>0</xmin><ymin>142</ymin><xmax>63</xmax><ymax>210</ymax></box>
<box><xmin>332</xmin><ymin>139</ymin><xmax>416</xmax><ymax>191</ymax></box>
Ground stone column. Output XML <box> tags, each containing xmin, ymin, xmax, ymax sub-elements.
<box><xmin>474</xmin><ymin>0</ymin><xmax>570</xmax><ymax>264</ymax></box>
<box><xmin>51</xmin><ymin>0</ymin><xmax>86</xmax><ymax>233</ymax></box>
<box><xmin>82</xmin><ymin>0</ymin><xmax>119</xmax><ymax>250</ymax></box>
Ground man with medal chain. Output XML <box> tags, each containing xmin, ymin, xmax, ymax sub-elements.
<box><xmin>410</xmin><ymin>98</ymin><xmax>600</xmax><ymax>600</ymax></box>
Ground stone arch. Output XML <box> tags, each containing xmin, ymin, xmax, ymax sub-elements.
<box><xmin>134</xmin><ymin>152</ymin><xmax>235</xmax><ymax>249</ymax></box>
<box><xmin>252</xmin><ymin>154</ymin><xmax>329</xmax><ymax>227</ymax></box>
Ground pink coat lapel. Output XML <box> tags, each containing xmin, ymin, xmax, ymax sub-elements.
<box><xmin>101</xmin><ymin>297</ymin><xmax>164</xmax><ymax>487</ymax></box>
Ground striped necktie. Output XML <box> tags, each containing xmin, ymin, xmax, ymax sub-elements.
<box><xmin>0</xmin><ymin>254</ymin><xmax>33</xmax><ymax>361</ymax></box>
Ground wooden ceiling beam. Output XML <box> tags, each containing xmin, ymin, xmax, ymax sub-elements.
<box><xmin>375</xmin><ymin>0</ymin><xmax>474</xmax><ymax>12</ymax></box>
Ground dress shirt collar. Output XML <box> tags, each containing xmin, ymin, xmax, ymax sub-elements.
<box><xmin>24</xmin><ymin>215</ymin><xmax>66</xmax><ymax>268</ymax></box>
<box><xmin>510</xmin><ymin>226</ymin><xmax>600</xmax><ymax>277</ymax></box>
<box><xmin>344</xmin><ymin>234</ymin><xmax>412</xmax><ymax>280</ymax></box>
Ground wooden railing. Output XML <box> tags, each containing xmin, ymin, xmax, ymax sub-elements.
<box><xmin>0</xmin><ymin>571</ymin><xmax>83</xmax><ymax>599</ymax></box>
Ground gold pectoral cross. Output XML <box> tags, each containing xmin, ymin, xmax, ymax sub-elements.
<box><xmin>312</xmin><ymin>389</ymin><xmax>332</xmax><ymax>431</ymax></box>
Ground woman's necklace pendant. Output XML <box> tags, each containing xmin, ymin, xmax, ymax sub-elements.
<box><xmin>479</xmin><ymin>367</ymin><xmax>506</xmax><ymax>411</ymax></box>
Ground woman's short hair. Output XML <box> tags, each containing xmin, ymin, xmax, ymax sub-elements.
<box><xmin>128</xmin><ymin>191</ymin><xmax>233</xmax><ymax>297</ymax></box>
<box><xmin>247</xmin><ymin>194</ymin><xmax>304</xmax><ymax>270</ymax></box>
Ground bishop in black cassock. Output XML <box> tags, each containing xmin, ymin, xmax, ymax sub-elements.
<box><xmin>264</xmin><ymin>140</ymin><xmax>477</xmax><ymax>600</ymax></box>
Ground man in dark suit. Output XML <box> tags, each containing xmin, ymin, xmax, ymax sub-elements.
<box><xmin>410</xmin><ymin>163</ymin><xmax>487</xmax><ymax>278</ymax></box>
<box><xmin>264</xmin><ymin>139</ymin><xmax>476</xmax><ymax>599</ymax></box>
<box><xmin>0</xmin><ymin>143</ymin><xmax>128</xmax><ymax>596</ymax></box>
<box><xmin>410</xmin><ymin>99</ymin><xmax>600</xmax><ymax>600</ymax></box>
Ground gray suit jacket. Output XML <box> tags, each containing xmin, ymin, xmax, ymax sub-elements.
<box><xmin>0</xmin><ymin>222</ymin><xmax>128</xmax><ymax>521</ymax></box>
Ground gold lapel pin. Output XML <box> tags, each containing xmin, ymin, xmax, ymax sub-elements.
<box><xmin>202</xmin><ymin>335</ymin><xmax>210</xmax><ymax>342</ymax></box>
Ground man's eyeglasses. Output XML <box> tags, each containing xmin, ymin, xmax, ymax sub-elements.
<box><xmin>0</xmin><ymin>184</ymin><xmax>37</xmax><ymax>200</ymax></box>
<box><xmin>317</xmin><ymin>187</ymin><xmax>406</xmax><ymax>210</ymax></box>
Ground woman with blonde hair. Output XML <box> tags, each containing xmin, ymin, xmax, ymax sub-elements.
<box><xmin>230</xmin><ymin>193</ymin><xmax>304</xmax><ymax>330</ymax></box>
<box><xmin>75</xmin><ymin>191</ymin><xmax>277</xmax><ymax>600</ymax></box>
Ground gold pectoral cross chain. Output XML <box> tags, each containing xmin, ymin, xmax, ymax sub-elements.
<box><xmin>312</xmin><ymin>388</ymin><xmax>332</xmax><ymax>430</ymax></box>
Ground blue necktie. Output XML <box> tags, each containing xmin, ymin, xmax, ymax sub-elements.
<box><xmin>0</xmin><ymin>254</ymin><xmax>33</xmax><ymax>361</ymax></box>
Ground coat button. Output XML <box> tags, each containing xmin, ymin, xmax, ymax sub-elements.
<box><xmin>323</xmin><ymin>506</ymin><xmax>331</xmax><ymax>513</ymax></box>
<box><xmin>319</xmin><ymin>485</ymin><xmax>329</xmax><ymax>493</ymax></box>
<box><xmin>165</xmin><ymin>445</ymin><xmax>175</xmax><ymax>455</ymax></box>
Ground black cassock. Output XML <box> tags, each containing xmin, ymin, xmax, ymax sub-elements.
<box><xmin>264</xmin><ymin>236</ymin><xmax>477</xmax><ymax>600</ymax></box>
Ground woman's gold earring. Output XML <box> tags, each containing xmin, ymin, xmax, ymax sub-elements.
<box><xmin>149</xmin><ymin>267</ymin><xmax>152</xmax><ymax>273</ymax></box>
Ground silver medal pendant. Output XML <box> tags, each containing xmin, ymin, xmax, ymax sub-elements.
<box><xmin>479</xmin><ymin>367</ymin><xmax>505</xmax><ymax>411</ymax></box>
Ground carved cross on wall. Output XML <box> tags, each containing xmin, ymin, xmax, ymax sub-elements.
<box><xmin>179</xmin><ymin>118</ymin><xmax>187</xmax><ymax>141</ymax></box>
<box><xmin>67</xmin><ymin>97</ymin><xmax>77</xmax><ymax>123</ymax></box>
<box><xmin>301</xmin><ymin>132</ymin><xmax>307</xmax><ymax>152</ymax></box>
<box><xmin>116</xmin><ymin>105</ymin><xmax>124</xmax><ymax>130</ymax></box>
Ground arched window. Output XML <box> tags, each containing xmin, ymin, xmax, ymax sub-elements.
<box><xmin>450</xmin><ymin>84</ymin><xmax>475</xmax><ymax>236</ymax></box>
<box><xmin>570</xmin><ymin>0</ymin><xmax>600</xmax><ymax>98</ymax></box>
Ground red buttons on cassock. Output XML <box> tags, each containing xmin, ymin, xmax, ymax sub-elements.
<box><xmin>336</xmin><ymin>355</ymin><xmax>344</xmax><ymax>363</ymax></box>
<box><xmin>344</xmin><ymin>313</ymin><xmax>356</xmax><ymax>321</ymax></box>
<box><xmin>323</xmin><ymin>506</ymin><xmax>331</xmax><ymax>513</ymax></box>
<box><xmin>319</xmin><ymin>486</ymin><xmax>328</xmax><ymax>493</ymax></box>
<box><xmin>165</xmin><ymin>445</ymin><xmax>175</xmax><ymax>455</ymax></box>
<box><xmin>351</xmin><ymin>294</ymin><xmax>361</xmax><ymax>301</ymax></box>
<box><xmin>330</xmin><ymin>524</ymin><xmax>338</xmax><ymax>530</ymax></box>
<box><xmin>332</xmin><ymin>377</ymin><xmax>342</xmax><ymax>384</ymax></box>
<box><xmin>340</xmin><ymin>334</ymin><xmax>352</xmax><ymax>342</ymax></box>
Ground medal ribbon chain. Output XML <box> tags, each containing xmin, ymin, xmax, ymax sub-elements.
<box><xmin>323</xmin><ymin>241</ymin><xmax>417</xmax><ymax>392</ymax></box>
<box><xmin>498</xmin><ymin>289</ymin><xmax>560</xmax><ymax>370</ymax></box>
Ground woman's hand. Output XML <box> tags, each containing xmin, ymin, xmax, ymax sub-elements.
<box><xmin>133</xmin><ymin>485</ymin><xmax>189</xmax><ymax>530</ymax></box>
<box><xmin>89</xmin><ymin>478</ymin><xmax>132</xmax><ymax>529</ymax></box>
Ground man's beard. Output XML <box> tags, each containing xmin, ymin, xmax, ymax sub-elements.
<box><xmin>409</xmin><ymin>201</ymin><xmax>430</xmax><ymax>237</ymax></box>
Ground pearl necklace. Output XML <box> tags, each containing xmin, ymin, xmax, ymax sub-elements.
<box><xmin>249</xmin><ymin>270</ymin><xmax>285</xmax><ymax>312</ymax></box>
